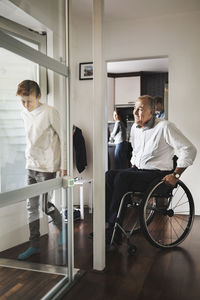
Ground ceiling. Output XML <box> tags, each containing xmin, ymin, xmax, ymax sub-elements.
<box><xmin>107</xmin><ymin>58</ymin><xmax>168</xmax><ymax>73</ymax></box>
<box><xmin>0</xmin><ymin>0</ymin><xmax>47</xmax><ymax>32</ymax></box>
<box><xmin>1</xmin><ymin>0</ymin><xmax>200</xmax><ymax>32</ymax></box>
<box><xmin>72</xmin><ymin>0</ymin><xmax>200</xmax><ymax>20</ymax></box>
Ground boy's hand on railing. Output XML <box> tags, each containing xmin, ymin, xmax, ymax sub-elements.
<box><xmin>59</xmin><ymin>169</ymin><xmax>67</xmax><ymax>177</ymax></box>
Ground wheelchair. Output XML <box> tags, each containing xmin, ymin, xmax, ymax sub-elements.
<box><xmin>110</xmin><ymin>177</ymin><xmax>195</xmax><ymax>255</ymax></box>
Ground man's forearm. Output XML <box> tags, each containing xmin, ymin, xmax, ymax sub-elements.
<box><xmin>173</xmin><ymin>167</ymin><xmax>186</xmax><ymax>177</ymax></box>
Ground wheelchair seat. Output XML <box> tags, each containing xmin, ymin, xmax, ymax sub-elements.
<box><xmin>110</xmin><ymin>177</ymin><xmax>195</xmax><ymax>255</ymax></box>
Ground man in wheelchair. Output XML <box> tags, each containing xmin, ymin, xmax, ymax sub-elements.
<box><xmin>106</xmin><ymin>95</ymin><xmax>197</xmax><ymax>246</ymax></box>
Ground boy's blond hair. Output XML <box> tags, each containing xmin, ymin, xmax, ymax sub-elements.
<box><xmin>16</xmin><ymin>80</ymin><xmax>41</xmax><ymax>97</ymax></box>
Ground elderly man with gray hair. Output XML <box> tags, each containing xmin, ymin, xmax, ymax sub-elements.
<box><xmin>105</xmin><ymin>95</ymin><xmax>197</xmax><ymax>245</ymax></box>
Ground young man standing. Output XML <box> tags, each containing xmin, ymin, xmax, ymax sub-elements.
<box><xmin>16</xmin><ymin>80</ymin><xmax>66</xmax><ymax>260</ymax></box>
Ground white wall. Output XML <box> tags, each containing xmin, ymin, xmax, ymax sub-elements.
<box><xmin>69</xmin><ymin>15</ymin><xmax>93</xmax><ymax>202</ymax></box>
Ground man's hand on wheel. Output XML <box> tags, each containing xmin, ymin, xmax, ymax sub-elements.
<box><xmin>162</xmin><ymin>174</ymin><xmax>178</xmax><ymax>186</ymax></box>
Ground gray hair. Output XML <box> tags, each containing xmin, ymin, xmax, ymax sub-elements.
<box><xmin>137</xmin><ymin>95</ymin><xmax>155</xmax><ymax>110</ymax></box>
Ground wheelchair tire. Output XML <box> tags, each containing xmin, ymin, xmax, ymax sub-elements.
<box><xmin>139</xmin><ymin>178</ymin><xmax>195</xmax><ymax>249</ymax></box>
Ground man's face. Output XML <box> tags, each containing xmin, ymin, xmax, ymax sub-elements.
<box><xmin>155</xmin><ymin>102</ymin><xmax>163</xmax><ymax>112</ymax></box>
<box><xmin>133</xmin><ymin>98</ymin><xmax>154</xmax><ymax>127</ymax></box>
<box><xmin>20</xmin><ymin>93</ymin><xmax>41</xmax><ymax>112</ymax></box>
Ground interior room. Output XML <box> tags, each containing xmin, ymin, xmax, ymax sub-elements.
<box><xmin>0</xmin><ymin>0</ymin><xmax>200</xmax><ymax>299</ymax></box>
<box><xmin>107</xmin><ymin>57</ymin><xmax>168</xmax><ymax>169</ymax></box>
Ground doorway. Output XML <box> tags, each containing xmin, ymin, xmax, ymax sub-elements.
<box><xmin>107</xmin><ymin>57</ymin><xmax>168</xmax><ymax>170</ymax></box>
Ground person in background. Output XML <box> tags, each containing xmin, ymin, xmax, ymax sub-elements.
<box><xmin>154</xmin><ymin>96</ymin><xmax>165</xmax><ymax>119</ymax></box>
<box><xmin>16</xmin><ymin>80</ymin><xmax>67</xmax><ymax>260</ymax></box>
<box><xmin>110</xmin><ymin>108</ymin><xmax>128</xmax><ymax>169</ymax></box>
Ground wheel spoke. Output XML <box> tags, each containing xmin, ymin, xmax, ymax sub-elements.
<box><xmin>148</xmin><ymin>213</ymin><xmax>169</xmax><ymax>243</ymax></box>
<box><xmin>142</xmin><ymin>180</ymin><xmax>194</xmax><ymax>248</ymax></box>
<box><xmin>172</xmin><ymin>200</ymin><xmax>189</xmax><ymax>209</ymax></box>
<box><xmin>173</xmin><ymin>214</ymin><xmax>189</xmax><ymax>222</ymax></box>
<box><xmin>172</xmin><ymin>191</ymin><xmax>186</xmax><ymax>210</ymax></box>
<box><xmin>168</xmin><ymin>217</ymin><xmax>179</xmax><ymax>240</ymax></box>
<box><xmin>173</xmin><ymin>215</ymin><xmax>186</xmax><ymax>232</ymax></box>
<box><xmin>174</xmin><ymin>210</ymin><xmax>189</xmax><ymax>214</ymax></box>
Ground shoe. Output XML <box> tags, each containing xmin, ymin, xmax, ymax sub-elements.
<box><xmin>63</xmin><ymin>208</ymin><xmax>81</xmax><ymax>222</ymax></box>
<box><xmin>74</xmin><ymin>209</ymin><xmax>81</xmax><ymax>221</ymax></box>
<box><xmin>58</xmin><ymin>229</ymin><xmax>67</xmax><ymax>246</ymax></box>
<box><xmin>18</xmin><ymin>247</ymin><xmax>40</xmax><ymax>260</ymax></box>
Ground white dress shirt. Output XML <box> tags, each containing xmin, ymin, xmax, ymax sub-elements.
<box><xmin>130</xmin><ymin>118</ymin><xmax>196</xmax><ymax>171</ymax></box>
<box><xmin>22</xmin><ymin>104</ymin><xmax>67</xmax><ymax>172</ymax></box>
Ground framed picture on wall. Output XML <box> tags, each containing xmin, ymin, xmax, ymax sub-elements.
<box><xmin>79</xmin><ymin>62</ymin><xmax>93</xmax><ymax>80</ymax></box>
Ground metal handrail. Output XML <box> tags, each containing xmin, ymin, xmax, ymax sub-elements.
<box><xmin>0</xmin><ymin>176</ymin><xmax>73</xmax><ymax>208</ymax></box>
<box><xmin>0</xmin><ymin>177</ymin><xmax>62</xmax><ymax>209</ymax></box>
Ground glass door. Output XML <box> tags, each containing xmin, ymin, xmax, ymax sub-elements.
<box><xmin>0</xmin><ymin>28</ymin><xmax>75</xmax><ymax>299</ymax></box>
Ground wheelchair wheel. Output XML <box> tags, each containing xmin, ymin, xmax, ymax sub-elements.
<box><xmin>140</xmin><ymin>179</ymin><xmax>194</xmax><ymax>249</ymax></box>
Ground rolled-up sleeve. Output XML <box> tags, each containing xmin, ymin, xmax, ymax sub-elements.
<box><xmin>164</xmin><ymin>122</ymin><xmax>197</xmax><ymax>168</ymax></box>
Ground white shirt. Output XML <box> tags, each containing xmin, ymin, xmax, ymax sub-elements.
<box><xmin>130</xmin><ymin>118</ymin><xmax>196</xmax><ymax>170</ymax></box>
<box><xmin>22</xmin><ymin>104</ymin><xmax>67</xmax><ymax>172</ymax></box>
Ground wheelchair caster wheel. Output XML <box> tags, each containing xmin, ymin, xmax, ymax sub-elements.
<box><xmin>128</xmin><ymin>244</ymin><xmax>137</xmax><ymax>255</ymax></box>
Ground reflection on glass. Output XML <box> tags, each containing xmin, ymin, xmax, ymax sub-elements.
<box><xmin>0</xmin><ymin>192</ymin><xmax>68</xmax><ymax>297</ymax></box>
<box><xmin>0</xmin><ymin>191</ymin><xmax>68</xmax><ymax>299</ymax></box>
<box><xmin>0</xmin><ymin>47</ymin><xmax>39</xmax><ymax>192</ymax></box>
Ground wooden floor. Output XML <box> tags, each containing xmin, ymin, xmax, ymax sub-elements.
<box><xmin>1</xmin><ymin>210</ymin><xmax>200</xmax><ymax>299</ymax></box>
<box><xmin>0</xmin><ymin>209</ymin><xmax>93</xmax><ymax>299</ymax></box>
<box><xmin>63</xmin><ymin>214</ymin><xmax>200</xmax><ymax>300</ymax></box>
<box><xmin>0</xmin><ymin>267</ymin><xmax>63</xmax><ymax>299</ymax></box>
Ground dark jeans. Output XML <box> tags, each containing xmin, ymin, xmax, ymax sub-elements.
<box><xmin>106</xmin><ymin>166</ymin><xmax>172</xmax><ymax>225</ymax></box>
<box><xmin>114</xmin><ymin>141</ymin><xmax>128</xmax><ymax>169</ymax></box>
<box><xmin>27</xmin><ymin>170</ymin><xmax>62</xmax><ymax>247</ymax></box>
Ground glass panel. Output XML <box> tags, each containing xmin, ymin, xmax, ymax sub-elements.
<box><xmin>0</xmin><ymin>48</ymin><xmax>39</xmax><ymax>192</ymax></box>
<box><xmin>0</xmin><ymin>33</ymin><xmax>71</xmax><ymax>298</ymax></box>
<box><xmin>5</xmin><ymin>31</ymin><xmax>65</xmax><ymax>65</ymax></box>
<box><xmin>0</xmin><ymin>184</ymin><xmax>68</xmax><ymax>298</ymax></box>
